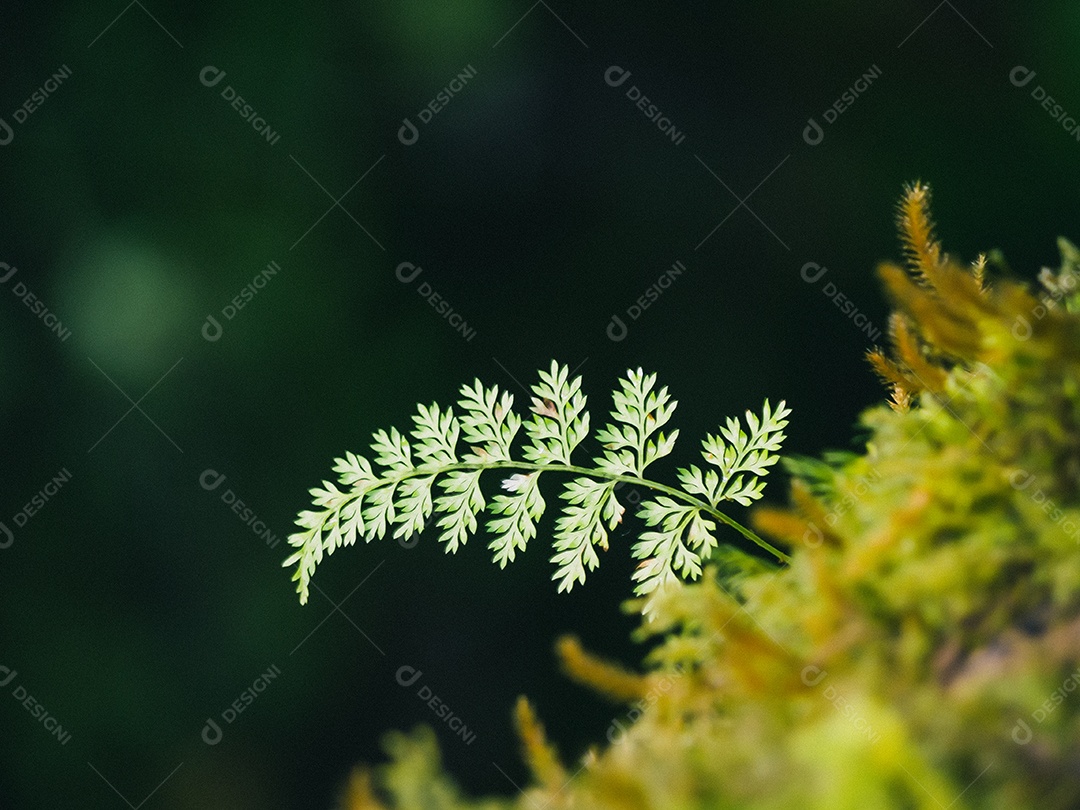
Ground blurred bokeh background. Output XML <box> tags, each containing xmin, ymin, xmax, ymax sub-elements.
<box><xmin>1</xmin><ymin>2</ymin><xmax>1078</xmax><ymax>806</ymax></box>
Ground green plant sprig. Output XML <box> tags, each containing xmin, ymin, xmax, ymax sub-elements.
<box><xmin>284</xmin><ymin>361</ymin><xmax>791</xmax><ymax>609</ymax></box>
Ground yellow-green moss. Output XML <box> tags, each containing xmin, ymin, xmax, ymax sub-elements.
<box><xmin>345</xmin><ymin>187</ymin><xmax>1080</xmax><ymax>809</ymax></box>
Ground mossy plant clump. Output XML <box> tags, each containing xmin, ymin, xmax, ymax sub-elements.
<box><xmin>338</xmin><ymin>184</ymin><xmax>1080</xmax><ymax>809</ymax></box>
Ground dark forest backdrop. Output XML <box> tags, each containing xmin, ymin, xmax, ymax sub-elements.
<box><xmin>2</xmin><ymin>2</ymin><xmax>1079</xmax><ymax>807</ymax></box>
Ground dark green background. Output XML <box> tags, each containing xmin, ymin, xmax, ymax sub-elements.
<box><xmin>2</xmin><ymin>2</ymin><xmax>1077</xmax><ymax>806</ymax></box>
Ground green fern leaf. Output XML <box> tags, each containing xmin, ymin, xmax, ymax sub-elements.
<box><xmin>283</xmin><ymin>362</ymin><xmax>791</xmax><ymax>607</ymax></box>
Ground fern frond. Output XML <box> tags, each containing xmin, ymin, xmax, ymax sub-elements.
<box><xmin>284</xmin><ymin>363</ymin><xmax>791</xmax><ymax>608</ymax></box>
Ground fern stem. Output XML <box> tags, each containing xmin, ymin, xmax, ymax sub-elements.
<box><xmin>374</xmin><ymin>460</ymin><xmax>791</xmax><ymax>564</ymax></box>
